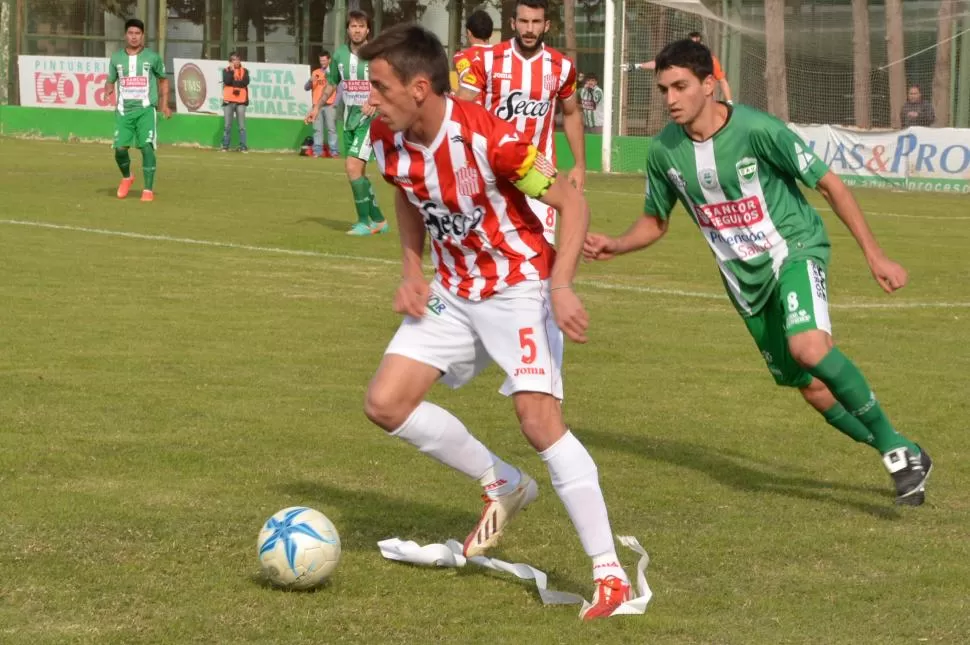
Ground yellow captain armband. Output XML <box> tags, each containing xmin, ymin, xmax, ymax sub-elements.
<box><xmin>513</xmin><ymin>148</ymin><xmax>558</xmax><ymax>199</ymax></box>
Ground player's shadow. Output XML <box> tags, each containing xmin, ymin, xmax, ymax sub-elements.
<box><xmin>296</xmin><ymin>216</ymin><xmax>356</xmax><ymax>232</ymax></box>
<box><xmin>572</xmin><ymin>427</ymin><xmax>901</xmax><ymax>520</ymax></box>
<box><xmin>279</xmin><ymin>480</ymin><xmax>480</xmax><ymax>552</ymax></box>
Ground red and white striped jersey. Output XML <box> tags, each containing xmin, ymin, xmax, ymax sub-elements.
<box><xmin>371</xmin><ymin>98</ymin><xmax>555</xmax><ymax>302</ymax></box>
<box><xmin>460</xmin><ymin>40</ymin><xmax>577</xmax><ymax>163</ymax></box>
<box><xmin>453</xmin><ymin>43</ymin><xmax>490</xmax><ymax>83</ymax></box>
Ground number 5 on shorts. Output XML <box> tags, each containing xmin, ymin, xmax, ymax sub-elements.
<box><xmin>519</xmin><ymin>327</ymin><xmax>536</xmax><ymax>364</ymax></box>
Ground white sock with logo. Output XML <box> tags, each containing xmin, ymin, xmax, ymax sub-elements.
<box><xmin>539</xmin><ymin>431</ymin><xmax>628</xmax><ymax>583</ymax></box>
<box><xmin>478</xmin><ymin>453</ymin><xmax>522</xmax><ymax>499</ymax></box>
<box><xmin>391</xmin><ymin>402</ymin><xmax>497</xmax><ymax>481</ymax></box>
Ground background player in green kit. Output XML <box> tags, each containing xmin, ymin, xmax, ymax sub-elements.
<box><xmin>305</xmin><ymin>10</ymin><xmax>387</xmax><ymax>236</ymax></box>
<box><xmin>584</xmin><ymin>39</ymin><xmax>932</xmax><ymax>506</ymax></box>
<box><xmin>104</xmin><ymin>18</ymin><xmax>171</xmax><ymax>202</ymax></box>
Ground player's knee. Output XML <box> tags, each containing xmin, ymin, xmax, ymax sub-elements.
<box><xmin>787</xmin><ymin>331</ymin><xmax>833</xmax><ymax>369</ymax></box>
<box><xmin>345</xmin><ymin>158</ymin><xmax>364</xmax><ymax>180</ymax></box>
<box><xmin>363</xmin><ymin>383</ymin><xmax>408</xmax><ymax>432</ymax></box>
<box><xmin>514</xmin><ymin>392</ymin><xmax>565</xmax><ymax>451</ymax></box>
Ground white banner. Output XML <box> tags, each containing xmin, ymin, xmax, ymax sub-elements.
<box><xmin>790</xmin><ymin>123</ymin><xmax>970</xmax><ymax>194</ymax></box>
<box><xmin>173</xmin><ymin>58</ymin><xmax>311</xmax><ymax>120</ymax></box>
<box><xmin>18</xmin><ymin>55</ymin><xmax>113</xmax><ymax>110</ymax></box>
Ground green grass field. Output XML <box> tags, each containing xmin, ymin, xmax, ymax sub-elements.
<box><xmin>1</xmin><ymin>137</ymin><xmax>968</xmax><ymax>644</ymax></box>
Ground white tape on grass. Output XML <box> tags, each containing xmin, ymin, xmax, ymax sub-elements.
<box><xmin>378</xmin><ymin>534</ymin><xmax>652</xmax><ymax>619</ymax></box>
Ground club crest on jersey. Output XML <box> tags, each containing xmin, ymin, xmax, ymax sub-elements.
<box><xmin>698</xmin><ymin>167</ymin><xmax>719</xmax><ymax>190</ymax></box>
<box><xmin>542</xmin><ymin>74</ymin><xmax>559</xmax><ymax>91</ymax></box>
<box><xmin>736</xmin><ymin>157</ymin><xmax>758</xmax><ymax>184</ymax></box>
<box><xmin>666</xmin><ymin>168</ymin><xmax>687</xmax><ymax>191</ymax></box>
<box><xmin>456</xmin><ymin>167</ymin><xmax>480</xmax><ymax>196</ymax></box>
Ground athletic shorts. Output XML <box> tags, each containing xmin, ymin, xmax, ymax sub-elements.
<box><xmin>743</xmin><ymin>258</ymin><xmax>832</xmax><ymax>388</ymax></box>
<box><xmin>385</xmin><ymin>279</ymin><xmax>564</xmax><ymax>399</ymax></box>
<box><xmin>114</xmin><ymin>107</ymin><xmax>157</xmax><ymax>149</ymax></box>
<box><xmin>345</xmin><ymin>122</ymin><xmax>373</xmax><ymax>161</ymax></box>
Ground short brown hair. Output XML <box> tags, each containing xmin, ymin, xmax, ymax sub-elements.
<box><xmin>359</xmin><ymin>24</ymin><xmax>451</xmax><ymax>96</ymax></box>
<box><xmin>347</xmin><ymin>9</ymin><xmax>371</xmax><ymax>31</ymax></box>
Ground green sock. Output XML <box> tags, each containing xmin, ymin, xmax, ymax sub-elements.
<box><xmin>141</xmin><ymin>145</ymin><xmax>157</xmax><ymax>190</ymax></box>
<box><xmin>368</xmin><ymin>181</ymin><xmax>385</xmax><ymax>224</ymax></box>
<box><xmin>822</xmin><ymin>403</ymin><xmax>875</xmax><ymax>445</ymax></box>
<box><xmin>115</xmin><ymin>148</ymin><xmax>131</xmax><ymax>178</ymax></box>
<box><xmin>808</xmin><ymin>348</ymin><xmax>918</xmax><ymax>455</ymax></box>
<box><xmin>349</xmin><ymin>177</ymin><xmax>372</xmax><ymax>225</ymax></box>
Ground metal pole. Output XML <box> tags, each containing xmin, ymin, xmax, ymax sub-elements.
<box><xmin>157</xmin><ymin>0</ymin><xmax>167</xmax><ymax>60</ymax></box>
<box><xmin>957</xmin><ymin>16</ymin><xmax>970</xmax><ymax>128</ymax></box>
<box><xmin>202</xmin><ymin>0</ymin><xmax>210</xmax><ymax>57</ymax></box>
<box><xmin>221</xmin><ymin>0</ymin><xmax>233</xmax><ymax>57</ymax></box>
<box><xmin>601</xmin><ymin>0</ymin><xmax>615</xmax><ymax>173</ymax></box>
<box><xmin>301</xmin><ymin>0</ymin><xmax>310</xmax><ymax>61</ymax></box>
<box><xmin>447</xmin><ymin>0</ymin><xmax>459</xmax><ymax>58</ymax></box>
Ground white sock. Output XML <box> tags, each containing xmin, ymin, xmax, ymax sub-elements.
<box><xmin>392</xmin><ymin>402</ymin><xmax>495</xmax><ymax>480</ymax></box>
<box><xmin>539</xmin><ymin>431</ymin><xmax>628</xmax><ymax>583</ymax></box>
<box><xmin>478</xmin><ymin>453</ymin><xmax>522</xmax><ymax>499</ymax></box>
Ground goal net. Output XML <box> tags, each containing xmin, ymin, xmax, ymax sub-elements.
<box><xmin>608</xmin><ymin>0</ymin><xmax>955</xmax><ymax>173</ymax></box>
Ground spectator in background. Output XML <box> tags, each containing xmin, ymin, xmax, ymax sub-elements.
<box><xmin>624</xmin><ymin>31</ymin><xmax>733</xmax><ymax>105</ymax></box>
<box><xmin>305</xmin><ymin>51</ymin><xmax>340</xmax><ymax>158</ymax></box>
<box><xmin>901</xmin><ymin>85</ymin><xmax>935</xmax><ymax>127</ymax></box>
<box><xmin>453</xmin><ymin>9</ymin><xmax>494</xmax><ymax>89</ymax></box>
<box><xmin>222</xmin><ymin>53</ymin><xmax>250</xmax><ymax>152</ymax></box>
<box><xmin>580</xmin><ymin>73</ymin><xmax>604</xmax><ymax>134</ymax></box>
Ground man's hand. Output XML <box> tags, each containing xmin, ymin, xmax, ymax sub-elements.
<box><xmin>567</xmin><ymin>166</ymin><xmax>585</xmax><ymax>193</ymax></box>
<box><xmin>583</xmin><ymin>233</ymin><xmax>619</xmax><ymax>261</ymax></box>
<box><xmin>304</xmin><ymin>107</ymin><xmax>319</xmax><ymax>125</ymax></box>
<box><xmin>868</xmin><ymin>254</ymin><xmax>908</xmax><ymax>293</ymax></box>
<box><xmin>105</xmin><ymin>87</ymin><xmax>115</xmax><ymax>104</ymax></box>
<box><xmin>161</xmin><ymin>104</ymin><xmax>173</xmax><ymax>119</ymax></box>
<box><xmin>361</xmin><ymin>103</ymin><xmax>377</xmax><ymax>117</ymax></box>
<box><xmin>393</xmin><ymin>278</ymin><xmax>430</xmax><ymax>318</ymax></box>
<box><xmin>551</xmin><ymin>287</ymin><xmax>589</xmax><ymax>343</ymax></box>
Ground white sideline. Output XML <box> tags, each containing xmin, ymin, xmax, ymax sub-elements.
<box><xmin>3</xmin><ymin>218</ymin><xmax>969</xmax><ymax>311</ymax></box>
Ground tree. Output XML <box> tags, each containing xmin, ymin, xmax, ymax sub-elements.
<box><xmin>884</xmin><ymin>0</ymin><xmax>906</xmax><ymax>129</ymax></box>
<box><xmin>562</xmin><ymin>0</ymin><xmax>577</xmax><ymax>62</ymax></box>
<box><xmin>763</xmin><ymin>0</ymin><xmax>788</xmax><ymax>122</ymax></box>
<box><xmin>931</xmin><ymin>0</ymin><xmax>955</xmax><ymax>127</ymax></box>
<box><xmin>851</xmin><ymin>0</ymin><xmax>871</xmax><ymax>129</ymax></box>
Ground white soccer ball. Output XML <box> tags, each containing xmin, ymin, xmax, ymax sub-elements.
<box><xmin>257</xmin><ymin>506</ymin><xmax>341</xmax><ymax>590</ymax></box>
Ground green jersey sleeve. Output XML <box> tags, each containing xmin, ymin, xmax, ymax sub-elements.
<box><xmin>326</xmin><ymin>51</ymin><xmax>341</xmax><ymax>87</ymax></box>
<box><xmin>643</xmin><ymin>144</ymin><xmax>677</xmax><ymax>219</ymax></box>
<box><xmin>151</xmin><ymin>52</ymin><xmax>166</xmax><ymax>78</ymax></box>
<box><xmin>752</xmin><ymin>118</ymin><xmax>829</xmax><ymax>189</ymax></box>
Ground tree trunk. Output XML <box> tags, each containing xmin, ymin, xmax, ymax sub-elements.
<box><xmin>931</xmin><ymin>0</ymin><xmax>955</xmax><ymax>126</ymax></box>
<box><xmin>308</xmin><ymin>0</ymin><xmax>329</xmax><ymax>59</ymax></box>
<box><xmin>254</xmin><ymin>13</ymin><xmax>265</xmax><ymax>62</ymax></box>
<box><xmin>236</xmin><ymin>1</ymin><xmax>250</xmax><ymax>61</ymax></box>
<box><xmin>885</xmin><ymin>0</ymin><xmax>905</xmax><ymax>129</ymax></box>
<box><xmin>501</xmin><ymin>0</ymin><xmax>514</xmax><ymax>41</ymax></box>
<box><xmin>763</xmin><ymin>0</ymin><xmax>788</xmax><ymax>122</ymax></box>
<box><xmin>851</xmin><ymin>0</ymin><xmax>870</xmax><ymax>128</ymax></box>
<box><xmin>563</xmin><ymin>0</ymin><xmax>577</xmax><ymax>62</ymax></box>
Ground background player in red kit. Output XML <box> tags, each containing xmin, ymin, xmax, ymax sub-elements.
<box><xmin>453</xmin><ymin>10</ymin><xmax>493</xmax><ymax>86</ymax></box>
<box><xmin>360</xmin><ymin>23</ymin><xmax>633</xmax><ymax>620</ymax></box>
<box><xmin>457</xmin><ymin>0</ymin><xmax>585</xmax><ymax>244</ymax></box>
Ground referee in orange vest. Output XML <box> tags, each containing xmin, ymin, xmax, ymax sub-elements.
<box><xmin>222</xmin><ymin>52</ymin><xmax>250</xmax><ymax>152</ymax></box>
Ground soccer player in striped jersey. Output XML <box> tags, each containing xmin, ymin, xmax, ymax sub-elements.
<box><xmin>452</xmin><ymin>10</ymin><xmax>493</xmax><ymax>87</ymax></box>
<box><xmin>457</xmin><ymin>0</ymin><xmax>585</xmax><ymax>244</ymax></box>
<box><xmin>585</xmin><ymin>39</ymin><xmax>932</xmax><ymax>505</ymax></box>
<box><xmin>360</xmin><ymin>23</ymin><xmax>633</xmax><ymax>619</ymax></box>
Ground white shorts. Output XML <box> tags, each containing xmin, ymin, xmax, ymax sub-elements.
<box><xmin>527</xmin><ymin>196</ymin><xmax>557</xmax><ymax>245</ymax></box>
<box><xmin>385</xmin><ymin>280</ymin><xmax>564</xmax><ymax>399</ymax></box>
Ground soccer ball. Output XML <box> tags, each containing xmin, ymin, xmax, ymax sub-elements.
<box><xmin>257</xmin><ymin>506</ymin><xmax>341</xmax><ymax>590</ymax></box>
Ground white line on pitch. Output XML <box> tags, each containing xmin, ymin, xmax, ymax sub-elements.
<box><xmin>4</xmin><ymin>218</ymin><xmax>969</xmax><ymax>311</ymax></box>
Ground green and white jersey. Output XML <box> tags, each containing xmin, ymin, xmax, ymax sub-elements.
<box><xmin>644</xmin><ymin>104</ymin><xmax>832</xmax><ymax>315</ymax></box>
<box><xmin>328</xmin><ymin>44</ymin><xmax>371</xmax><ymax>130</ymax></box>
<box><xmin>107</xmin><ymin>47</ymin><xmax>166</xmax><ymax>114</ymax></box>
<box><xmin>580</xmin><ymin>86</ymin><xmax>604</xmax><ymax>127</ymax></box>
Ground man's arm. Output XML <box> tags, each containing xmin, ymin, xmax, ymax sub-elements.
<box><xmin>538</xmin><ymin>175</ymin><xmax>588</xmax><ymax>288</ymax></box>
<box><xmin>394</xmin><ymin>189</ymin><xmax>426</xmax><ymax>281</ymax></box>
<box><xmin>560</xmin><ymin>94</ymin><xmax>586</xmax><ymax>190</ymax></box>
<box><xmin>305</xmin><ymin>83</ymin><xmax>336</xmax><ymax>123</ymax></box>
<box><xmin>815</xmin><ymin>171</ymin><xmax>907</xmax><ymax>293</ymax></box>
<box><xmin>158</xmin><ymin>77</ymin><xmax>171</xmax><ymax>117</ymax></box>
